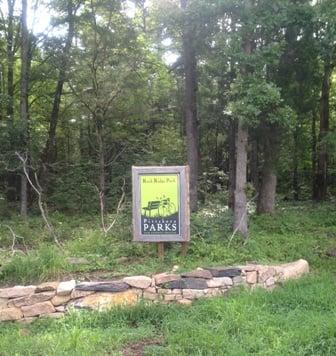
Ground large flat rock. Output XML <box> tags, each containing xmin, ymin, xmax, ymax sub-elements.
<box><xmin>163</xmin><ymin>278</ymin><xmax>208</xmax><ymax>290</ymax></box>
<box><xmin>0</xmin><ymin>307</ymin><xmax>23</xmax><ymax>321</ymax></box>
<box><xmin>274</xmin><ymin>259</ymin><xmax>309</xmax><ymax>280</ymax></box>
<box><xmin>57</xmin><ymin>280</ymin><xmax>76</xmax><ymax>296</ymax></box>
<box><xmin>204</xmin><ymin>267</ymin><xmax>241</xmax><ymax>278</ymax></box>
<box><xmin>0</xmin><ymin>298</ymin><xmax>8</xmax><ymax>310</ymax></box>
<box><xmin>206</xmin><ymin>277</ymin><xmax>233</xmax><ymax>288</ymax></box>
<box><xmin>153</xmin><ymin>273</ymin><xmax>181</xmax><ymax>285</ymax></box>
<box><xmin>21</xmin><ymin>301</ymin><xmax>55</xmax><ymax>317</ymax></box>
<box><xmin>36</xmin><ymin>282</ymin><xmax>59</xmax><ymax>293</ymax></box>
<box><xmin>75</xmin><ymin>281</ymin><xmax>130</xmax><ymax>293</ymax></box>
<box><xmin>8</xmin><ymin>291</ymin><xmax>55</xmax><ymax>307</ymax></box>
<box><xmin>181</xmin><ymin>269</ymin><xmax>212</xmax><ymax>279</ymax></box>
<box><xmin>51</xmin><ymin>294</ymin><xmax>71</xmax><ymax>306</ymax></box>
<box><xmin>123</xmin><ymin>276</ymin><xmax>152</xmax><ymax>289</ymax></box>
<box><xmin>76</xmin><ymin>291</ymin><xmax>138</xmax><ymax>311</ymax></box>
<box><xmin>0</xmin><ymin>286</ymin><xmax>36</xmax><ymax>299</ymax></box>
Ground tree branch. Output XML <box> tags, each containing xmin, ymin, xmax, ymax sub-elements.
<box><xmin>15</xmin><ymin>152</ymin><xmax>62</xmax><ymax>248</ymax></box>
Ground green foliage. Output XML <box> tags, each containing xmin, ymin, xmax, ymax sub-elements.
<box><xmin>228</xmin><ymin>75</ymin><xmax>294</xmax><ymax>128</ymax></box>
<box><xmin>48</xmin><ymin>162</ymin><xmax>98</xmax><ymax>213</ymax></box>
<box><xmin>139</xmin><ymin>124</ymin><xmax>186</xmax><ymax>166</ymax></box>
<box><xmin>0</xmin><ymin>201</ymin><xmax>335</xmax><ymax>354</ymax></box>
<box><xmin>0</xmin><ymin>244</ymin><xmax>65</xmax><ymax>284</ymax></box>
<box><xmin>1</xmin><ymin>201</ymin><xmax>335</xmax><ymax>284</ymax></box>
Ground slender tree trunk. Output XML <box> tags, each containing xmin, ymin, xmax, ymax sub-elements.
<box><xmin>314</xmin><ymin>63</ymin><xmax>332</xmax><ymax>201</ymax></box>
<box><xmin>20</xmin><ymin>0</ymin><xmax>29</xmax><ymax>218</ymax></box>
<box><xmin>0</xmin><ymin>67</ymin><xmax>3</xmax><ymax>120</ymax></box>
<box><xmin>42</xmin><ymin>0</ymin><xmax>75</xmax><ymax>167</ymax></box>
<box><xmin>233</xmin><ymin>120</ymin><xmax>248</xmax><ymax>236</ymax></box>
<box><xmin>257</xmin><ymin>124</ymin><xmax>279</xmax><ymax>214</ymax></box>
<box><xmin>181</xmin><ymin>0</ymin><xmax>200</xmax><ymax>212</ymax></box>
<box><xmin>6</xmin><ymin>0</ymin><xmax>16</xmax><ymax>202</ymax></box>
<box><xmin>250</xmin><ymin>137</ymin><xmax>259</xmax><ymax>193</ymax></box>
<box><xmin>96</xmin><ymin>116</ymin><xmax>106</xmax><ymax>218</ymax></box>
<box><xmin>228</xmin><ymin>120</ymin><xmax>236</xmax><ymax>209</ymax></box>
<box><xmin>311</xmin><ymin>109</ymin><xmax>318</xmax><ymax>199</ymax></box>
<box><xmin>293</xmin><ymin>124</ymin><xmax>299</xmax><ymax>200</ymax></box>
<box><xmin>6</xmin><ymin>0</ymin><xmax>15</xmax><ymax>123</ymax></box>
<box><xmin>233</xmin><ymin>6</ymin><xmax>252</xmax><ymax>237</ymax></box>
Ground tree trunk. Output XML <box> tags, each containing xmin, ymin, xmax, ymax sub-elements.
<box><xmin>6</xmin><ymin>0</ymin><xmax>15</xmax><ymax>122</ymax></box>
<box><xmin>233</xmin><ymin>4</ymin><xmax>252</xmax><ymax>237</ymax></box>
<box><xmin>257</xmin><ymin>124</ymin><xmax>278</xmax><ymax>214</ymax></box>
<box><xmin>293</xmin><ymin>124</ymin><xmax>299</xmax><ymax>200</ymax></box>
<box><xmin>20</xmin><ymin>0</ymin><xmax>29</xmax><ymax>218</ymax></box>
<box><xmin>5</xmin><ymin>0</ymin><xmax>16</xmax><ymax>202</ymax></box>
<box><xmin>250</xmin><ymin>137</ymin><xmax>259</xmax><ymax>193</ymax></box>
<box><xmin>314</xmin><ymin>63</ymin><xmax>332</xmax><ymax>201</ymax></box>
<box><xmin>311</xmin><ymin>109</ymin><xmax>318</xmax><ymax>199</ymax></box>
<box><xmin>42</xmin><ymin>0</ymin><xmax>76</xmax><ymax>167</ymax></box>
<box><xmin>233</xmin><ymin>120</ymin><xmax>248</xmax><ymax>236</ymax></box>
<box><xmin>228</xmin><ymin>120</ymin><xmax>236</xmax><ymax>209</ymax></box>
<box><xmin>181</xmin><ymin>0</ymin><xmax>199</xmax><ymax>212</ymax></box>
<box><xmin>96</xmin><ymin>116</ymin><xmax>106</xmax><ymax>220</ymax></box>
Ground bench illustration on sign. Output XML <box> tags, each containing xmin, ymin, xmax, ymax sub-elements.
<box><xmin>140</xmin><ymin>175</ymin><xmax>179</xmax><ymax>234</ymax></box>
<box><xmin>142</xmin><ymin>197</ymin><xmax>176</xmax><ymax>217</ymax></box>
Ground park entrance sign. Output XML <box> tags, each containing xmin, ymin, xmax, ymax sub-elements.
<box><xmin>132</xmin><ymin>166</ymin><xmax>190</xmax><ymax>242</ymax></box>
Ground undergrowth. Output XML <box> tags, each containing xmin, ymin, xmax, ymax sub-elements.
<box><xmin>0</xmin><ymin>202</ymin><xmax>335</xmax><ymax>284</ymax></box>
<box><xmin>0</xmin><ymin>202</ymin><xmax>335</xmax><ymax>355</ymax></box>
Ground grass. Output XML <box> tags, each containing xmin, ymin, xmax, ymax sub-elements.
<box><xmin>0</xmin><ymin>274</ymin><xmax>335</xmax><ymax>355</ymax></box>
<box><xmin>0</xmin><ymin>201</ymin><xmax>335</xmax><ymax>284</ymax></box>
<box><xmin>0</xmin><ymin>201</ymin><xmax>335</xmax><ymax>355</ymax></box>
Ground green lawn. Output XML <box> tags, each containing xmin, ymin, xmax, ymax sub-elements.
<box><xmin>0</xmin><ymin>202</ymin><xmax>336</xmax><ymax>355</ymax></box>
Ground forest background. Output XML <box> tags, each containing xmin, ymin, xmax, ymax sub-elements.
<box><xmin>0</xmin><ymin>0</ymin><xmax>335</xmax><ymax>235</ymax></box>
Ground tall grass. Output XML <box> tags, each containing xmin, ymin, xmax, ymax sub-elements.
<box><xmin>0</xmin><ymin>274</ymin><xmax>335</xmax><ymax>355</ymax></box>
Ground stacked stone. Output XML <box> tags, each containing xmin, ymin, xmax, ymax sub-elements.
<box><xmin>0</xmin><ymin>281</ymin><xmax>72</xmax><ymax>323</ymax></box>
<box><xmin>0</xmin><ymin>259</ymin><xmax>309</xmax><ymax>323</ymax></box>
<box><xmin>143</xmin><ymin>267</ymin><xmax>243</xmax><ymax>304</ymax></box>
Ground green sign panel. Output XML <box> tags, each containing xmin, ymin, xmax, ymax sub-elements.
<box><xmin>132</xmin><ymin>166</ymin><xmax>190</xmax><ymax>242</ymax></box>
<box><xmin>140</xmin><ymin>174</ymin><xmax>180</xmax><ymax>235</ymax></box>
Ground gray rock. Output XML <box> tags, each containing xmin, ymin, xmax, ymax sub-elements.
<box><xmin>182</xmin><ymin>278</ymin><xmax>208</xmax><ymax>289</ymax></box>
<box><xmin>162</xmin><ymin>278</ymin><xmax>208</xmax><ymax>290</ymax></box>
<box><xmin>161</xmin><ymin>280</ymin><xmax>184</xmax><ymax>289</ymax></box>
<box><xmin>75</xmin><ymin>281</ymin><xmax>129</xmax><ymax>293</ymax></box>
<box><xmin>57</xmin><ymin>280</ymin><xmax>76</xmax><ymax>296</ymax></box>
<box><xmin>206</xmin><ymin>277</ymin><xmax>233</xmax><ymax>288</ymax></box>
<box><xmin>205</xmin><ymin>267</ymin><xmax>241</xmax><ymax>278</ymax></box>
<box><xmin>123</xmin><ymin>276</ymin><xmax>152</xmax><ymax>289</ymax></box>
<box><xmin>181</xmin><ymin>269</ymin><xmax>212</xmax><ymax>279</ymax></box>
<box><xmin>153</xmin><ymin>273</ymin><xmax>181</xmax><ymax>285</ymax></box>
<box><xmin>232</xmin><ymin>276</ymin><xmax>244</xmax><ymax>285</ymax></box>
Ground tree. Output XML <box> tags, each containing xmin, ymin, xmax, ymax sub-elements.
<box><xmin>180</xmin><ymin>0</ymin><xmax>200</xmax><ymax>212</ymax></box>
<box><xmin>313</xmin><ymin>0</ymin><xmax>336</xmax><ymax>200</ymax></box>
<box><xmin>41</xmin><ymin>0</ymin><xmax>79</xmax><ymax>173</ymax></box>
<box><xmin>19</xmin><ymin>0</ymin><xmax>30</xmax><ymax>217</ymax></box>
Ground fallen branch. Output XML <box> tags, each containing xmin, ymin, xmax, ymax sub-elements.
<box><xmin>97</xmin><ymin>178</ymin><xmax>126</xmax><ymax>235</ymax></box>
<box><xmin>3</xmin><ymin>225</ymin><xmax>27</xmax><ymax>256</ymax></box>
<box><xmin>103</xmin><ymin>178</ymin><xmax>126</xmax><ymax>235</ymax></box>
<box><xmin>15</xmin><ymin>152</ymin><xmax>62</xmax><ymax>248</ymax></box>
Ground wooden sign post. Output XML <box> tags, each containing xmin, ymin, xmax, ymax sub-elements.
<box><xmin>132</xmin><ymin>166</ymin><xmax>190</xmax><ymax>259</ymax></box>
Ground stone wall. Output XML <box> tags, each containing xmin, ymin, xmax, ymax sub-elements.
<box><xmin>0</xmin><ymin>259</ymin><xmax>309</xmax><ymax>324</ymax></box>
